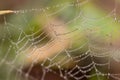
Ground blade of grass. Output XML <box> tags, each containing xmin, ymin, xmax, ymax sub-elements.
<box><xmin>0</xmin><ymin>10</ymin><xmax>14</xmax><ymax>15</ymax></box>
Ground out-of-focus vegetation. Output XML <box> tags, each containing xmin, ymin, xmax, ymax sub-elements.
<box><xmin>0</xmin><ymin>0</ymin><xmax>120</xmax><ymax>80</ymax></box>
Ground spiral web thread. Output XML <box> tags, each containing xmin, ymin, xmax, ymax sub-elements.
<box><xmin>0</xmin><ymin>0</ymin><xmax>120</xmax><ymax>80</ymax></box>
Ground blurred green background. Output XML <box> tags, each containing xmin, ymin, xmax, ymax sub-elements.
<box><xmin>0</xmin><ymin>0</ymin><xmax>120</xmax><ymax>80</ymax></box>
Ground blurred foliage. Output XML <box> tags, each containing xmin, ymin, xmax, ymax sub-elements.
<box><xmin>0</xmin><ymin>0</ymin><xmax>120</xmax><ymax>80</ymax></box>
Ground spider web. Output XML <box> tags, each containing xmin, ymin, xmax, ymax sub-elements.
<box><xmin>0</xmin><ymin>0</ymin><xmax>120</xmax><ymax>80</ymax></box>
